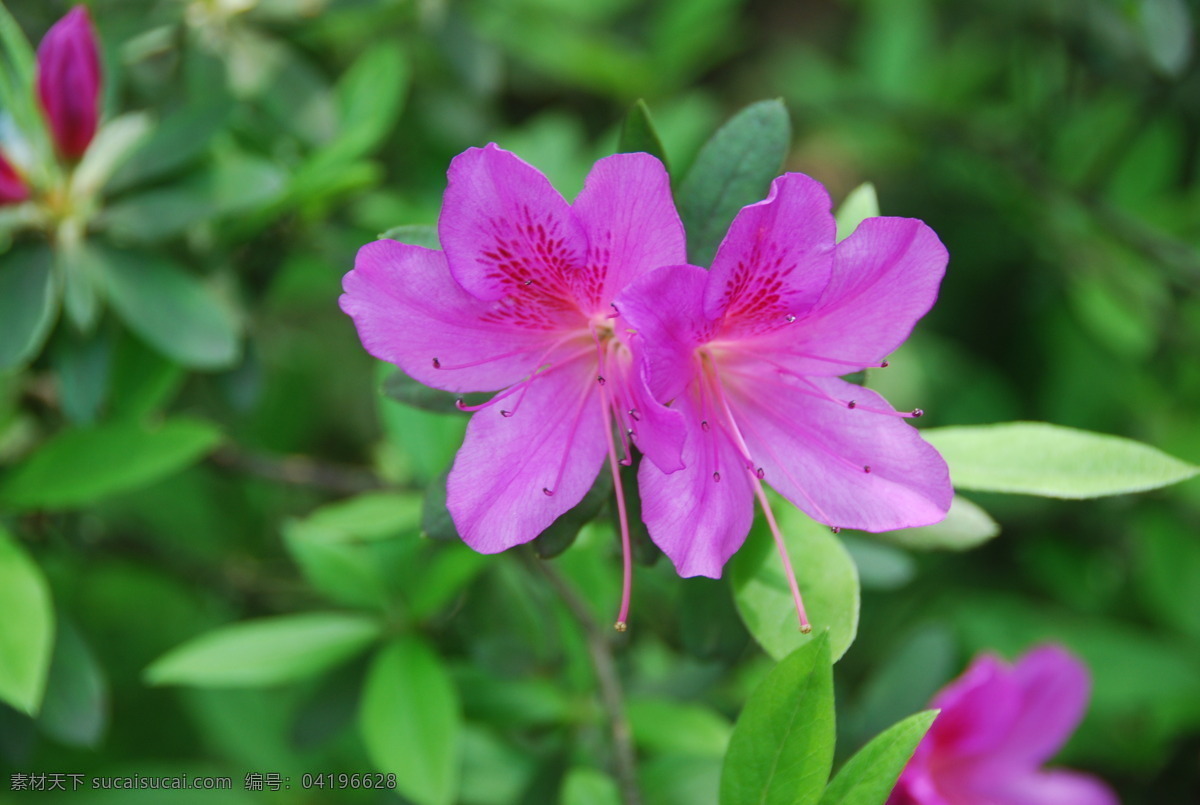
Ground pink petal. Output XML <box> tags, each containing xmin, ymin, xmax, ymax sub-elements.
<box><xmin>0</xmin><ymin>151</ymin><xmax>29</xmax><ymax>204</ymax></box>
<box><xmin>37</xmin><ymin>6</ymin><xmax>102</xmax><ymax>160</ymax></box>
<box><xmin>998</xmin><ymin>645</ymin><xmax>1092</xmax><ymax>767</ymax></box>
<box><xmin>927</xmin><ymin>654</ymin><xmax>1022</xmax><ymax>760</ymax></box>
<box><xmin>773</xmin><ymin>216</ymin><xmax>948</xmax><ymax>376</ymax></box>
<box><xmin>573</xmin><ymin>152</ymin><xmax>687</xmax><ymax>309</ymax></box>
<box><xmin>340</xmin><ymin>240</ymin><xmax>562</xmax><ymax>392</ymax></box>
<box><xmin>439</xmin><ymin>144</ymin><xmax>590</xmax><ymax>327</ymax></box>
<box><xmin>979</xmin><ymin>770</ymin><xmax>1120</xmax><ymax>805</ymax></box>
<box><xmin>616</xmin><ymin>264</ymin><xmax>713</xmax><ymax>403</ymax></box>
<box><xmin>704</xmin><ymin>173</ymin><xmax>835</xmax><ymax>336</ymax></box>
<box><xmin>637</xmin><ymin>391</ymin><xmax>756</xmax><ymax>578</ymax></box>
<box><xmin>729</xmin><ymin>376</ymin><xmax>951</xmax><ymax>532</ymax></box>
<box><xmin>448</xmin><ymin>359</ymin><xmax>609</xmax><ymax>553</ymax></box>
<box><xmin>623</xmin><ymin>360</ymin><xmax>687</xmax><ymax>474</ymax></box>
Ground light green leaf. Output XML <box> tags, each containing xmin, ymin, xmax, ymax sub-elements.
<box><xmin>834</xmin><ymin>183</ymin><xmax>879</xmax><ymax>242</ymax></box>
<box><xmin>875</xmin><ymin>495</ymin><xmax>1000</xmax><ymax>551</ymax></box>
<box><xmin>379</xmin><ymin>224</ymin><xmax>440</xmax><ymax>248</ymax></box>
<box><xmin>57</xmin><ymin>237</ymin><xmax>105</xmax><ymax>334</ymax></box>
<box><xmin>144</xmin><ymin>612</ymin><xmax>381</xmax><ymax>687</ymax></box>
<box><xmin>841</xmin><ymin>536</ymin><xmax>915</xmax><ymax>591</ymax></box>
<box><xmin>101</xmin><ymin>250</ymin><xmax>241</xmax><ymax>369</ymax></box>
<box><xmin>679</xmin><ymin>99</ymin><xmax>791</xmax><ymax>265</ymax></box>
<box><xmin>627</xmin><ymin>698</ymin><xmax>732</xmax><ymax>758</ymax></box>
<box><xmin>731</xmin><ymin>502</ymin><xmax>860</xmax><ymax>662</ymax></box>
<box><xmin>70</xmin><ymin>113</ymin><xmax>154</xmax><ymax>202</ymax></box>
<box><xmin>0</xmin><ymin>526</ymin><xmax>55</xmax><ymax>715</ymax></box>
<box><xmin>720</xmin><ymin>634</ymin><xmax>834</xmax><ymax>805</ymax></box>
<box><xmin>0</xmin><ymin>244</ymin><xmax>58</xmax><ymax>371</ymax></box>
<box><xmin>562</xmin><ymin>767</ymin><xmax>622</xmax><ymax>805</ymax></box>
<box><xmin>0</xmin><ymin>418</ymin><xmax>222</xmax><ymax>509</ymax></box>
<box><xmin>818</xmin><ymin>711</ymin><xmax>937</xmax><ymax>805</ymax></box>
<box><xmin>1139</xmin><ymin>0</ymin><xmax>1193</xmax><ymax>77</ymax></box>
<box><xmin>37</xmin><ymin>622</ymin><xmax>109</xmax><ymax>748</ymax></box>
<box><xmin>333</xmin><ymin>42</ymin><xmax>410</xmax><ymax>160</ymax></box>
<box><xmin>618</xmin><ymin>99</ymin><xmax>670</xmax><ymax>171</ymax></box>
<box><xmin>360</xmin><ymin>637</ymin><xmax>461</xmax><ymax>805</ymax></box>
<box><xmin>923</xmin><ymin>422</ymin><xmax>1200</xmax><ymax>498</ymax></box>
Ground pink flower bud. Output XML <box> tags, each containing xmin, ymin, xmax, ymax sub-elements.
<box><xmin>0</xmin><ymin>150</ymin><xmax>29</xmax><ymax>205</ymax></box>
<box><xmin>36</xmin><ymin>6</ymin><xmax>102</xmax><ymax>161</ymax></box>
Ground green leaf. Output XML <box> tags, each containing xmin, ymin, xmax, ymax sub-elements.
<box><xmin>36</xmin><ymin>622</ymin><xmax>109</xmax><ymax>748</ymax></box>
<box><xmin>533</xmin><ymin>467</ymin><xmax>612</xmax><ymax>558</ymax></box>
<box><xmin>1139</xmin><ymin>0</ymin><xmax>1193</xmax><ymax>77</ymax></box>
<box><xmin>379</xmin><ymin>224</ymin><xmax>440</xmax><ymax>248</ymax></box>
<box><xmin>834</xmin><ymin>183</ymin><xmax>879</xmax><ymax>242</ymax></box>
<box><xmin>627</xmin><ymin>698</ymin><xmax>732</xmax><ymax>758</ymax></box>
<box><xmin>107</xmin><ymin>97</ymin><xmax>232</xmax><ymax>193</ymax></box>
<box><xmin>562</xmin><ymin>767</ymin><xmax>622</xmax><ymax>805</ymax></box>
<box><xmin>0</xmin><ymin>418</ymin><xmax>222</xmax><ymax>509</ymax></box>
<box><xmin>818</xmin><ymin>711</ymin><xmax>937</xmax><ymax>805</ymax></box>
<box><xmin>923</xmin><ymin>422</ymin><xmax>1200</xmax><ymax>498</ymax></box>
<box><xmin>720</xmin><ymin>634</ymin><xmax>834</xmax><ymax>805</ymax></box>
<box><xmin>422</xmin><ymin>469</ymin><xmax>460</xmax><ymax>541</ymax></box>
<box><xmin>875</xmin><ymin>495</ymin><xmax>1000</xmax><ymax>551</ymax></box>
<box><xmin>0</xmin><ymin>527</ymin><xmax>55</xmax><ymax>715</ymax></box>
<box><xmin>0</xmin><ymin>244</ymin><xmax>58</xmax><ymax>371</ymax></box>
<box><xmin>53</xmin><ymin>329</ymin><xmax>111</xmax><ymax>425</ymax></box>
<box><xmin>101</xmin><ymin>250</ymin><xmax>241</xmax><ymax>369</ymax></box>
<box><xmin>333</xmin><ymin>42</ymin><xmax>410</xmax><ymax>160</ymax></box>
<box><xmin>360</xmin><ymin>637</ymin><xmax>461</xmax><ymax>805</ymax></box>
<box><xmin>382</xmin><ymin>369</ymin><xmax>488</xmax><ymax>414</ymax></box>
<box><xmin>731</xmin><ymin>502</ymin><xmax>860</xmax><ymax>662</ymax></box>
<box><xmin>70</xmin><ymin>113</ymin><xmax>154</xmax><ymax>201</ymax></box>
<box><xmin>618</xmin><ymin>99</ymin><xmax>670</xmax><ymax>170</ymax></box>
<box><xmin>144</xmin><ymin>612</ymin><xmax>381</xmax><ymax>687</ymax></box>
<box><xmin>679</xmin><ymin>99</ymin><xmax>791</xmax><ymax>265</ymax></box>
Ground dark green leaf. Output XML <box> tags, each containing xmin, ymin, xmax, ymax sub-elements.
<box><xmin>818</xmin><ymin>711</ymin><xmax>937</xmax><ymax>805</ymax></box>
<box><xmin>100</xmin><ymin>249</ymin><xmax>241</xmax><ymax>369</ymax></box>
<box><xmin>360</xmin><ymin>637</ymin><xmax>461</xmax><ymax>805</ymax></box>
<box><xmin>144</xmin><ymin>612</ymin><xmax>382</xmax><ymax>687</ymax></box>
<box><xmin>0</xmin><ymin>526</ymin><xmax>55</xmax><ymax>716</ymax></box>
<box><xmin>36</xmin><ymin>622</ymin><xmax>109</xmax><ymax>748</ymax></box>
<box><xmin>720</xmin><ymin>634</ymin><xmax>835</xmax><ymax>805</ymax></box>
<box><xmin>108</xmin><ymin>332</ymin><xmax>185</xmax><ymax>420</ymax></box>
<box><xmin>618</xmin><ymin>99</ymin><xmax>670</xmax><ymax>170</ymax></box>
<box><xmin>0</xmin><ymin>245</ymin><xmax>58</xmax><ymax>370</ymax></box>
<box><xmin>422</xmin><ymin>469</ymin><xmax>461</xmax><ymax>541</ymax></box>
<box><xmin>0</xmin><ymin>418</ymin><xmax>222</xmax><ymax>509</ymax></box>
<box><xmin>53</xmin><ymin>329</ymin><xmax>111</xmax><ymax>425</ymax></box>
<box><xmin>383</xmin><ymin>369</ymin><xmax>488</xmax><ymax>414</ymax></box>
<box><xmin>107</xmin><ymin>97</ymin><xmax>233</xmax><ymax>192</ymax></box>
<box><xmin>679</xmin><ymin>99</ymin><xmax>791</xmax><ymax>265</ymax></box>
<box><xmin>533</xmin><ymin>468</ymin><xmax>612</xmax><ymax>558</ymax></box>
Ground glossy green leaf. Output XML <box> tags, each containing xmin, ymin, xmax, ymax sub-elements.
<box><xmin>0</xmin><ymin>245</ymin><xmax>58</xmax><ymax>371</ymax></box>
<box><xmin>731</xmin><ymin>502</ymin><xmax>860</xmax><ymax>662</ymax></box>
<box><xmin>360</xmin><ymin>637</ymin><xmax>461</xmax><ymax>805</ymax></box>
<box><xmin>0</xmin><ymin>418</ymin><xmax>221</xmax><ymax>509</ymax></box>
<box><xmin>37</xmin><ymin>622</ymin><xmax>110</xmax><ymax>748</ymax></box>
<box><xmin>924</xmin><ymin>422</ymin><xmax>1200</xmax><ymax>498</ymax></box>
<box><xmin>53</xmin><ymin>330</ymin><xmax>111</xmax><ymax>425</ymax></box>
<box><xmin>0</xmin><ymin>527</ymin><xmax>55</xmax><ymax>715</ymax></box>
<box><xmin>875</xmin><ymin>495</ymin><xmax>999</xmax><ymax>551</ymax></box>
<box><xmin>101</xmin><ymin>250</ymin><xmax>240</xmax><ymax>369</ymax></box>
<box><xmin>720</xmin><ymin>634</ymin><xmax>834</xmax><ymax>805</ymax></box>
<box><xmin>834</xmin><ymin>182</ymin><xmax>879</xmax><ymax>242</ymax></box>
<box><xmin>818</xmin><ymin>710</ymin><xmax>937</xmax><ymax>805</ymax></box>
<box><xmin>618</xmin><ymin>99</ymin><xmax>670</xmax><ymax>170</ymax></box>
<box><xmin>144</xmin><ymin>612</ymin><xmax>381</xmax><ymax>687</ymax></box>
<box><xmin>679</xmin><ymin>99</ymin><xmax>791</xmax><ymax>265</ymax></box>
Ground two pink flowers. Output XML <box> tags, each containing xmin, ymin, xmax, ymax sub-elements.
<box><xmin>341</xmin><ymin>144</ymin><xmax>952</xmax><ymax>629</ymax></box>
<box><xmin>0</xmin><ymin>6</ymin><xmax>102</xmax><ymax>204</ymax></box>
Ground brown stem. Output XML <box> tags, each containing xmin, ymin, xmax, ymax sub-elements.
<box><xmin>527</xmin><ymin>553</ymin><xmax>641</xmax><ymax>805</ymax></box>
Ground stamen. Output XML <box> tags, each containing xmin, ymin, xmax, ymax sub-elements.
<box><xmin>501</xmin><ymin>410</ymin><xmax>513</xmax><ymax>417</ymax></box>
<box><xmin>756</xmin><ymin>467</ymin><xmax>765</xmax><ymax>479</ymax></box>
<box><xmin>607</xmin><ymin>302</ymin><xmax>620</xmax><ymax>319</ymax></box>
<box><xmin>628</xmin><ymin>408</ymin><xmax>640</xmax><ymax>421</ymax></box>
<box><xmin>454</xmin><ymin>348</ymin><xmax>591</xmax><ymax>414</ymax></box>
<box><xmin>432</xmin><ymin>357</ymin><xmax>441</xmax><ymax>368</ymax></box>
<box><xmin>523</xmin><ymin>279</ymin><xmax>533</xmax><ymax>286</ymax></box>
<box><xmin>830</xmin><ymin>526</ymin><xmax>841</xmax><ymax>534</ymax></box>
<box><xmin>598</xmin><ymin>376</ymin><xmax>634</xmax><ymax>633</ymax></box>
<box><xmin>911</xmin><ymin>408</ymin><xmax>924</xmax><ymax>418</ymax></box>
<box><xmin>880</xmin><ymin>360</ymin><xmax>890</xmax><ymax>368</ymax></box>
<box><xmin>543</xmin><ymin>487</ymin><xmax>553</xmax><ymax>496</ymax></box>
<box><xmin>713</xmin><ymin>471</ymin><xmax>721</xmax><ymax>482</ymax></box>
<box><xmin>541</xmin><ymin>381</ymin><xmax>595</xmax><ymax>497</ymax></box>
<box><xmin>430</xmin><ymin>347</ymin><xmax>534</xmax><ymax>371</ymax></box>
<box><xmin>750</xmin><ymin>479</ymin><xmax>812</xmax><ymax>633</ymax></box>
<box><xmin>863</xmin><ymin>465</ymin><xmax>871</xmax><ymax>473</ymax></box>
<box><xmin>597</xmin><ymin>376</ymin><xmax>606</xmax><ymax>386</ymax></box>
<box><xmin>785</xmin><ymin>314</ymin><xmax>796</xmax><ymax>323</ymax></box>
<box><xmin>700</xmin><ymin>419</ymin><xmax>710</xmax><ymax>431</ymax></box>
<box><xmin>847</xmin><ymin>400</ymin><xmax>857</xmax><ymax>409</ymax></box>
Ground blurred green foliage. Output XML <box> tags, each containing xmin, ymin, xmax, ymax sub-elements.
<box><xmin>2</xmin><ymin>0</ymin><xmax>1200</xmax><ymax>803</ymax></box>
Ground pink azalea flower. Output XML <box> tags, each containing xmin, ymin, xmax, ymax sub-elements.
<box><xmin>889</xmin><ymin>645</ymin><xmax>1120</xmax><ymax>805</ymax></box>
<box><xmin>0</xmin><ymin>150</ymin><xmax>29</xmax><ymax>205</ymax></box>
<box><xmin>341</xmin><ymin>144</ymin><xmax>686</xmax><ymax>627</ymax></box>
<box><xmin>36</xmin><ymin>6</ymin><xmax>102</xmax><ymax>161</ymax></box>
<box><xmin>618</xmin><ymin>173</ymin><xmax>951</xmax><ymax>628</ymax></box>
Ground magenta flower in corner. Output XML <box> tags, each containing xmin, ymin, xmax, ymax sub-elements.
<box><xmin>36</xmin><ymin>6</ymin><xmax>102</xmax><ymax>161</ymax></box>
<box><xmin>618</xmin><ymin>173</ymin><xmax>951</xmax><ymax>629</ymax></box>
<box><xmin>889</xmin><ymin>645</ymin><xmax>1119</xmax><ymax>805</ymax></box>
<box><xmin>0</xmin><ymin>151</ymin><xmax>29</xmax><ymax>205</ymax></box>
<box><xmin>341</xmin><ymin>144</ymin><xmax>687</xmax><ymax>627</ymax></box>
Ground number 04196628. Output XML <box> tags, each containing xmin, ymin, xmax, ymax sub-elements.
<box><xmin>301</xmin><ymin>774</ymin><xmax>397</xmax><ymax>790</ymax></box>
